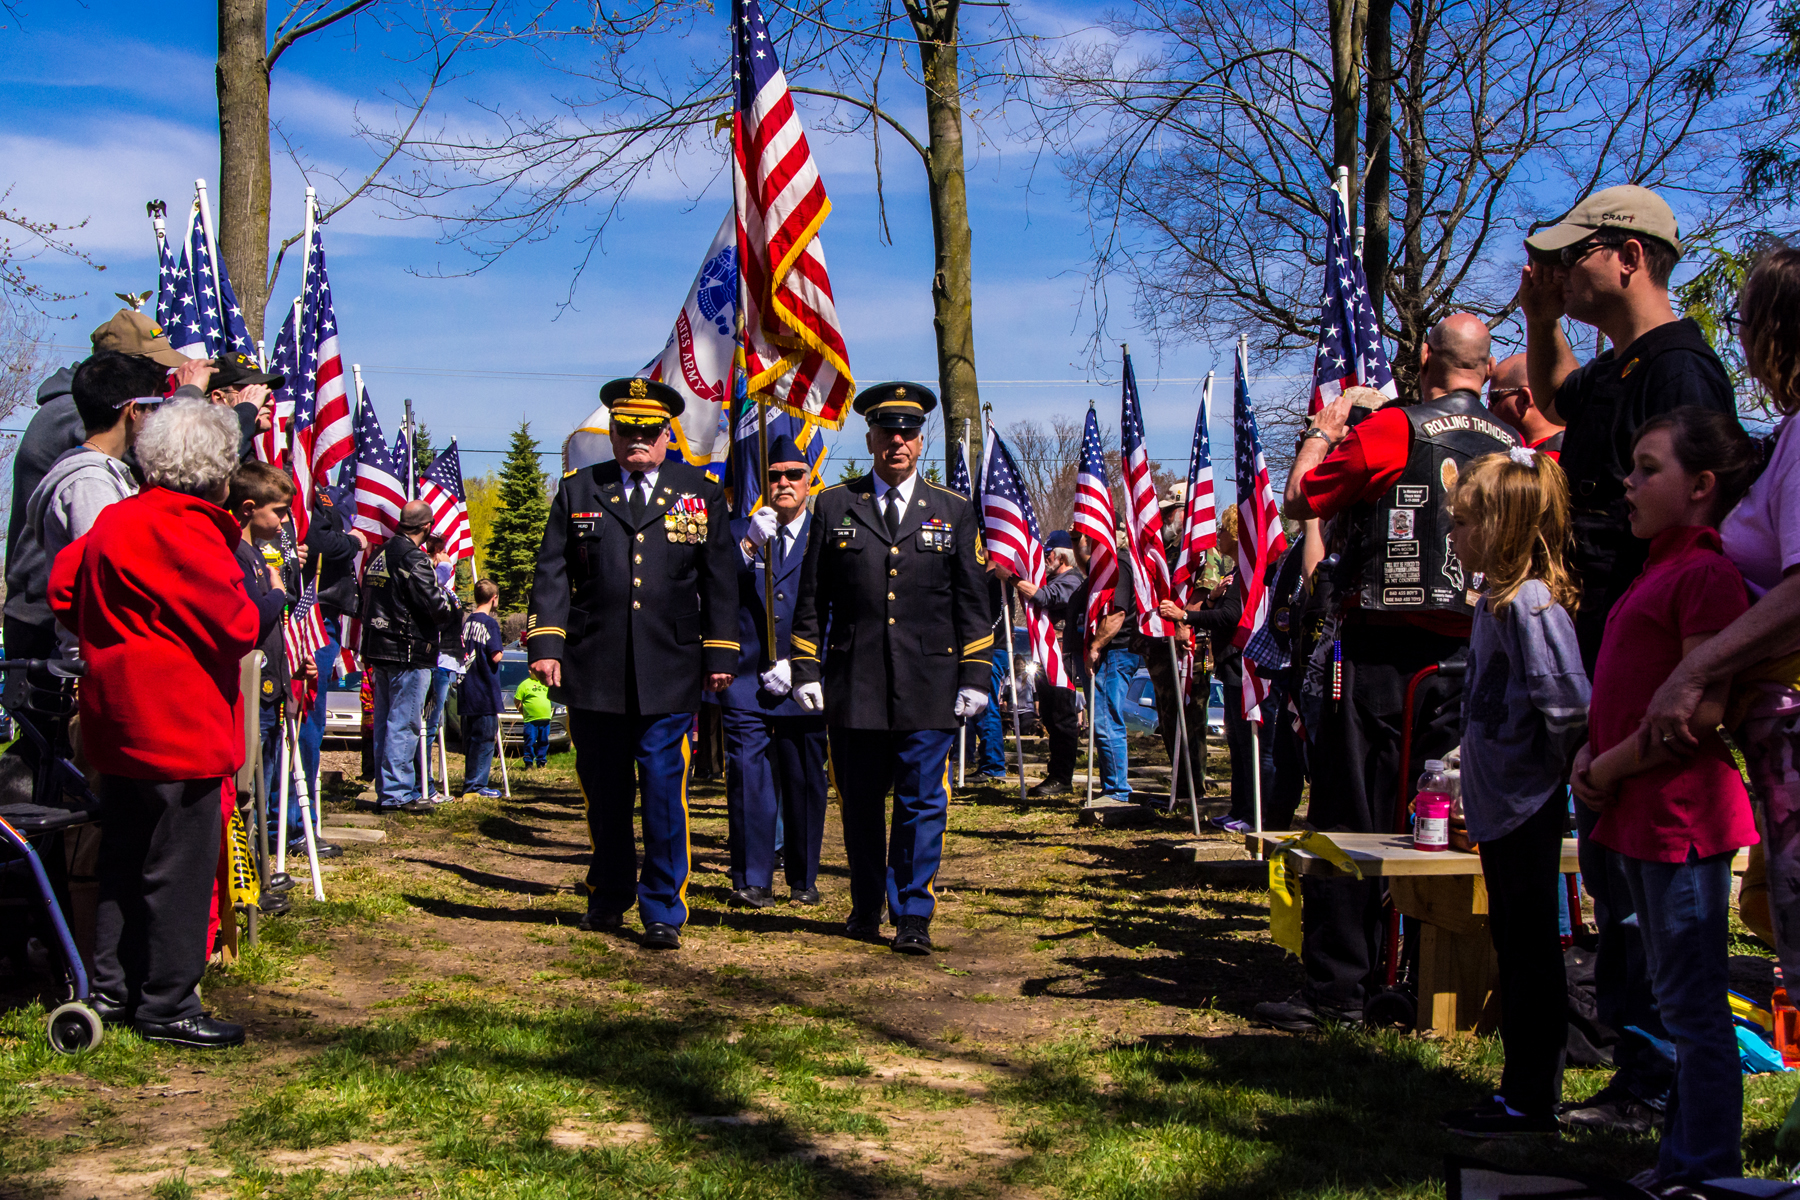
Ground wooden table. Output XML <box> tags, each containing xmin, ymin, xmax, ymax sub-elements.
<box><xmin>1244</xmin><ymin>832</ymin><xmax>1580</xmax><ymax>1037</ymax></box>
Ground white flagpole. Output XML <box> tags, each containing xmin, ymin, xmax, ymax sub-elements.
<box><xmin>275</xmin><ymin>723</ymin><xmax>291</xmax><ymax>874</ymax></box>
<box><xmin>194</xmin><ymin>179</ymin><xmax>228</xmax><ymax>354</ymax></box>
<box><xmin>495</xmin><ymin>718</ymin><xmax>511</xmax><ymax>798</ymax></box>
<box><xmin>957</xmin><ymin>427</ymin><xmax>971</xmax><ymax>790</ymax></box>
<box><xmin>1251</xmin><ymin>720</ymin><xmax>1264</xmax><ymax>856</ymax></box>
<box><xmin>1002</xmin><ymin>598</ymin><xmax>1025</xmax><ymax>802</ymax></box>
<box><xmin>288</xmin><ymin>714</ymin><xmax>325</xmax><ymax>900</ymax></box>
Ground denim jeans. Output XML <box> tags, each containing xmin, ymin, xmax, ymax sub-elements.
<box><xmin>371</xmin><ymin>665</ymin><xmax>430</xmax><ymax>807</ymax></box>
<box><xmin>422</xmin><ymin>665</ymin><xmax>455</xmax><ymax>769</ymax></box>
<box><xmin>1093</xmin><ymin>649</ymin><xmax>1143</xmax><ymax>798</ymax></box>
<box><xmin>463</xmin><ymin>712</ymin><xmax>498</xmax><ymax>791</ymax></box>
<box><xmin>1623</xmin><ymin>849</ymin><xmax>1741</xmax><ymax>1182</ymax></box>
<box><xmin>522</xmin><ymin>719</ymin><xmax>551</xmax><ymax>765</ymax></box>
<box><xmin>972</xmin><ymin>646</ymin><xmax>1010</xmax><ymax>776</ymax></box>
<box><xmin>295</xmin><ymin>625</ymin><xmax>340</xmax><ymax>806</ymax></box>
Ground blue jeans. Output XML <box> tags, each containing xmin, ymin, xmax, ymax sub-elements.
<box><xmin>1093</xmin><ymin>649</ymin><xmax>1142</xmax><ymax>798</ymax></box>
<box><xmin>422</xmin><ymin>666</ymin><xmax>455</xmax><ymax>767</ymax></box>
<box><xmin>522</xmin><ymin>719</ymin><xmax>550</xmax><ymax>765</ymax></box>
<box><xmin>295</xmin><ymin>625</ymin><xmax>340</xmax><ymax>805</ymax></box>
<box><xmin>463</xmin><ymin>712</ymin><xmax>498</xmax><ymax>791</ymax></box>
<box><xmin>372</xmin><ymin>665</ymin><xmax>430</xmax><ymax>807</ymax></box>
<box><xmin>1623</xmin><ymin>850</ymin><xmax>1741</xmax><ymax>1182</ymax></box>
<box><xmin>972</xmin><ymin>646</ymin><xmax>1010</xmax><ymax>776</ymax></box>
<box><xmin>1577</xmin><ymin>803</ymin><xmax>1674</xmax><ymax>1108</ymax></box>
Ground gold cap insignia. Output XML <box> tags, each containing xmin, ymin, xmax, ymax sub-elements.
<box><xmin>894</xmin><ymin>386</ymin><xmax>907</xmax><ymax>399</ymax></box>
<box><xmin>630</xmin><ymin>378</ymin><xmax>648</xmax><ymax>398</ymax></box>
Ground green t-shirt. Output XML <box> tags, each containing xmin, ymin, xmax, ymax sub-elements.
<box><xmin>515</xmin><ymin>678</ymin><xmax>553</xmax><ymax>721</ymax></box>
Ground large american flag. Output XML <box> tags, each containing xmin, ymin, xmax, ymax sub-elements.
<box><xmin>732</xmin><ymin>0</ymin><xmax>854</xmax><ymax>427</ymax></box>
<box><xmin>349</xmin><ymin>392</ymin><xmax>407</xmax><ymax>541</ymax></box>
<box><xmin>165</xmin><ymin>191</ymin><xmax>257</xmax><ymax>361</ymax></box>
<box><xmin>982</xmin><ymin>423</ymin><xmax>1071</xmax><ymax>692</ymax></box>
<box><xmin>290</xmin><ymin>221</ymin><xmax>356</xmax><ymax>541</ymax></box>
<box><xmin>1309</xmin><ymin>186</ymin><xmax>1396</xmax><ymax>415</ymax></box>
<box><xmin>1230</xmin><ymin>338</ymin><xmax>1288</xmax><ymax>721</ymax></box>
<box><xmin>420</xmin><ymin>441</ymin><xmax>473</xmax><ymax>561</ymax></box>
<box><xmin>1168</xmin><ymin>376</ymin><xmax>1218</xmax><ymax>606</ymax></box>
<box><xmin>256</xmin><ymin>302</ymin><xmax>299</xmax><ymax>467</ymax></box>
<box><xmin>1072</xmin><ymin>404</ymin><xmax>1120</xmax><ymax>633</ymax></box>
<box><xmin>1119</xmin><ymin>349</ymin><xmax>1176</xmax><ymax>639</ymax></box>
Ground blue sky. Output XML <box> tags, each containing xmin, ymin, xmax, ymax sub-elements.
<box><xmin>0</xmin><ymin>0</ymin><xmax>1281</xmax><ymax>492</ymax></box>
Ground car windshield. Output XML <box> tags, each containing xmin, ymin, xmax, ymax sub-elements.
<box><xmin>328</xmin><ymin>670</ymin><xmax>363</xmax><ymax>693</ymax></box>
<box><xmin>496</xmin><ymin>657</ymin><xmax>530</xmax><ymax>690</ymax></box>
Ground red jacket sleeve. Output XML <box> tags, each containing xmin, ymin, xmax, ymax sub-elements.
<box><xmin>1299</xmin><ymin>407</ymin><xmax>1411</xmax><ymax>521</ymax></box>
<box><xmin>48</xmin><ymin>533</ymin><xmax>89</xmax><ymax>635</ymax></box>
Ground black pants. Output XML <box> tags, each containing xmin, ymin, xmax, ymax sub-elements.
<box><xmin>1265</xmin><ymin>683</ymin><xmax>1307</xmax><ymax>830</ymax></box>
<box><xmin>1039</xmin><ymin>684</ymin><xmax>1080</xmax><ymax>786</ymax></box>
<box><xmin>1480</xmin><ymin>791</ymin><xmax>1570</xmax><ymax>1117</ymax></box>
<box><xmin>721</xmin><ymin>708</ymin><xmax>829</xmax><ymax>890</ymax></box>
<box><xmin>1300</xmin><ymin>620</ymin><xmax>1465</xmax><ymax>1010</ymax></box>
<box><xmin>92</xmin><ymin>775</ymin><xmax>224</xmax><ymax>1025</ymax></box>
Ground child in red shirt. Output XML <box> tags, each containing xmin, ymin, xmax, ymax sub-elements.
<box><xmin>1573</xmin><ymin>407</ymin><xmax>1762</xmax><ymax>1183</ymax></box>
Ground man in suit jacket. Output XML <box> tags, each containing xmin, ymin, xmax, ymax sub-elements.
<box><xmin>789</xmin><ymin>383</ymin><xmax>993</xmax><ymax>954</ymax></box>
<box><xmin>718</xmin><ymin>432</ymin><xmax>829</xmax><ymax>910</ymax></box>
<box><xmin>526</xmin><ymin>377</ymin><xmax>739</xmax><ymax>950</ymax></box>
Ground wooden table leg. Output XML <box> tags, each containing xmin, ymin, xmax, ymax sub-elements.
<box><xmin>1389</xmin><ymin>874</ymin><xmax>1496</xmax><ymax>1037</ymax></box>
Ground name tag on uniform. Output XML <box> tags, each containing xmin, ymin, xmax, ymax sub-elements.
<box><xmin>917</xmin><ymin>518</ymin><xmax>954</xmax><ymax>553</ymax></box>
<box><xmin>834</xmin><ymin>523</ymin><xmax>857</xmax><ymax>549</ymax></box>
<box><xmin>572</xmin><ymin>512</ymin><xmax>599</xmax><ymax>536</ymax></box>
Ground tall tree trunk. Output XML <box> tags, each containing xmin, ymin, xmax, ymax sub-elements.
<box><xmin>217</xmin><ymin>0</ymin><xmax>271</xmax><ymax>345</ymax></box>
<box><xmin>1329</xmin><ymin>0</ymin><xmax>1368</xmax><ymax>210</ymax></box>
<box><xmin>1362</xmin><ymin>0</ymin><xmax>1394</xmax><ymax>333</ymax></box>
<box><xmin>908</xmin><ymin>0</ymin><xmax>982</xmax><ymax>472</ymax></box>
<box><xmin>1394</xmin><ymin>2</ymin><xmax>1429</xmax><ymax>397</ymax></box>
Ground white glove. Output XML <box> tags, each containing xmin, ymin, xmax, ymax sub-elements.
<box><xmin>746</xmin><ymin>506</ymin><xmax>780</xmax><ymax>548</ymax></box>
<box><xmin>796</xmin><ymin>682</ymin><xmax>824</xmax><ymax>712</ymax></box>
<box><xmin>954</xmin><ymin>687</ymin><xmax>990</xmax><ymax>721</ymax></box>
<box><xmin>759</xmin><ymin>658</ymin><xmax>792</xmax><ymax>696</ymax></box>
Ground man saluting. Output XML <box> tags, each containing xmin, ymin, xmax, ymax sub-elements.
<box><xmin>787</xmin><ymin>383</ymin><xmax>994</xmax><ymax>954</ymax></box>
<box><xmin>526</xmin><ymin>377</ymin><xmax>738</xmax><ymax>951</ymax></box>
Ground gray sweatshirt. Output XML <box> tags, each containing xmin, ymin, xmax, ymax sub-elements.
<box><xmin>8</xmin><ymin>449</ymin><xmax>138</xmax><ymax>651</ymax></box>
<box><xmin>1458</xmin><ymin>579</ymin><xmax>1591</xmax><ymax>843</ymax></box>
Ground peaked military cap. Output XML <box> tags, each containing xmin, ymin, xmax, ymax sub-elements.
<box><xmin>853</xmin><ymin>381</ymin><xmax>937</xmax><ymax>430</ymax></box>
<box><xmin>601</xmin><ymin>376</ymin><xmax>685</xmax><ymax>428</ymax></box>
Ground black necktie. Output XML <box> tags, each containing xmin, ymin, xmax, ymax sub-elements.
<box><xmin>883</xmin><ymin>490</ymin><xmax>900</xmax><ymax>541</ymax></box>
<box><xmin>779</xmin><ymin>526</ymin><xmax>793</xmax><ymax>570</ymax></box>
<box><xmin>629</xmin><ymin>472</ymin><xmax>647</xmax><ymax>524</ymax></box>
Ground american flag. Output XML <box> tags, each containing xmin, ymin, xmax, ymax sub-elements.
<box><xmin>1168</xmin><ymin>376</ymin><xmax>1218</xmax><ymax>606</ymax></box>
<box><xmin>392</xmin><ymin>427</ymin><xmax>410</xmax><ymax>487</ymax></box>
<box><xmin>1072</xmin><ymin>403</ymin><xmax>1121</xmax><ymax>633</ymax></box>
<box><xmin>1230</xmin><ymin>338</ymin><xmax>1289</xmax><ymax>721</ymax></box>
<box><xmin>1309</xmin><ymin>186</ymin><xmax>1396</xmax><ymax>415</ymax></box>
<box><xmin>420</xmin><ymin>441</ymin><xmax>473</xmax><ymax>561</ymax></box>
<box><xmin>948</xmin><ymin>437</ymin><xmax>974</xmax><ymax>499</ymax></box>
<box><xmin>283</xmin><ymin>576</ymin><xmax>331</xmax><ymax>710</ymax></box>
<box><xmin>167</xmin><ymin>192</ymin><xmax>257</xmax><ymax>361</ymax></box>
<box><xmin>153</xmin><ymin>214</ymin><xmax>180</xmax><ymax>333</ymax></box>
<box><xmin>732</xmin><ymin>0</ymin><xmax>854</xmax><ymax>427</ymax></box>
<box><xmin>289</xmin><ymin>221</ymin><xmax>356</xmax><ymax>542</ymax></box>
<box><xmin>981</xmin><ymin>423</ymin><xmax>1071</xmax><ymax>692</ymax></box>
<box><xmin>349</xmin><ymin>392</ymin><xmax>407</xmax><ymax>541</ymax></box>
<box><xmin>256</xmin><ymin>303</ymin><xmax>299</xmax><ymax>467</ymax></box>
<box><xmin>1119</xmin><ymin>349</ymin><xmax>1176</xmax><ymax>639</ymax></box>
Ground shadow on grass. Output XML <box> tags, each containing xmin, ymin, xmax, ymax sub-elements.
<box><xmin>400</xmin><ymin>857</ymin><xmax>569</xmax><ymax>897</ymax></box>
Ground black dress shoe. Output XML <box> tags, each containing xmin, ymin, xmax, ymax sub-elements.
<box><xmin>257</xmin><ymin>889</ymin><xmax>292</xmax><ymax>915</ymax></box>
<box><xmin>578</xmin><ymin>910</ymin><xmax>624</xmax><ymax>932</ymax></box>
<box><xmin>845</xmin><ymin>911</ymin><xmax>884</xmax><ymax>942</ymax></box>
<box><xmin>728</xmin><ymin>885</ymin><xmax>775</xmax><ymax>909</ymax></box>
<box><xmin>134</xmin><ymin>1014</ymin><xmax>245</xmax><ymax>1049</ymax></box>
<box><xmin>641</xmin><ymin>922</ymin><xmax>682</xmax><ymax>950</ymax></box>
<box><xmin>891</xmin><ymin>915</ymin><xmax>933</xmax><ymax>955</ymax></box>
<box><xmin>90</xmin><ymin>995</ymin><xmax>130</xmax><ymax>1026</ymax></box>
<box><xmin>789</xmin><ymin>887</ymin><xmax>822</xmax><ymax>906</ymax></box>
<box><xmin>1027</xmin><ymin>779</ymin><xmax>1072</xmax><ymax>797</ymax></box>
<box><xmin>309</xmin><ymin>841</ymin><xmax>344</xmax><ymax>860</ymax></box>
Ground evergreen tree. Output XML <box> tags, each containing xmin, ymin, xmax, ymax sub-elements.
<box><xmin>411</xmin><ymin>422</ymin><xmax>437</xmax><ymax>487</ymax></box>
<box><xmin>487</xmin><ymin>420</ymin><xmax>549</xmax><ymax>612</ymax></box>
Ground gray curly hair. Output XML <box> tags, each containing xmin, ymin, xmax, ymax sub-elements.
<box><xmin>136</xmin><ymin>400</ymin><xmax>242</xmax><ymax>497</ymax></box>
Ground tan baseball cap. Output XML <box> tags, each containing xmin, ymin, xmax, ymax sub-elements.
<box><xmin>89</xmin><ymin>309</ymin><xmax>188</xmax><ymax>368</ymax></box>
<box><xmin>1525</xmin><ymin>185</ymin><xmax>1682</xmax><ymax>258</ymax></box>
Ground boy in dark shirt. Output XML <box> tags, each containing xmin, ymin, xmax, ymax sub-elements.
<box><xmin>458</xmin><ymin>579</ymin><xmax>505</xmax><ymax>797</ymax></box>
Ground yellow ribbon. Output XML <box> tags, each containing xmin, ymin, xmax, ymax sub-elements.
<box><xmin>1268</xmin><ymin>831</ymin><xmax>1364</xmax><ymax>956</ymax></box>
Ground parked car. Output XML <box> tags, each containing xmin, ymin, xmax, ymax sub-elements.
<box><xmin>1121</xmin><ymin>666</ymin><xmax>1226</xmax><ymax>737</ymax></box>
<box><xmin>323</xmin><ymin>667</ymin><xmax>366</xmax><ymax>746</ymax></box>
<box><xmin>445</xmin><ymin>647</ymin><xmax>572</xmax><ymax>752</ymax></box>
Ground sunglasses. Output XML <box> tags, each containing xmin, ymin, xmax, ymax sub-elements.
<box><xmin>766</xmin><ymin>467</ymin><xmax>808</xmax><ymax>482</ymax></box>
<box><xmin>1490</xmin><ymin>386</ymin><xmax>1528</xmax><ymax>403</ymax></box>
<box><xmin>1557</xmin><ymin>235</ymin><xmax>1628</xmax><ymax>268</ymax></box>
<box><xmin>614</xmin><ymin>421</ymin><xmax>668</xmax><ymax>439</ymax></box>
<box><xmin>114</xmin><ymin>395</ymin><xmax>166</xmax><ymax>410</ymax></box>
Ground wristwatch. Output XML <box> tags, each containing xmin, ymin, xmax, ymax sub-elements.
<box><xmin>1301</xmin><ymin>427</ymin><xmax>1333</xmax><ymax>446</ymax></box>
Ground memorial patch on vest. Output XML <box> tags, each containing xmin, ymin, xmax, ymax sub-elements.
<box><xmin>1388</xmin><ymin>510</ymin><xmax>1416</xmax><ymax>539</ymax></box>
<box><xmin>1394</xmin><ymin>485</ymin><xmax>1429</xmax><ymax>507</ymax></box>
<box><xmin>1388</xmin><ymin>540</ymin><xmax>1420</xmax><ymax>558</ymax></box>
<box><xmin>1382</xmin><ymin>587</ymin><xmax>1424</xmax><ymax>606</ymax></box>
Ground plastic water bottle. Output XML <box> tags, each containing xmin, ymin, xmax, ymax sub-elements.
<box><xmin>1776</xmin><ymin>969</ymin><xmax>1800</xmax><ymax>1066</ymax></box>
<box><xmin>1414</xmin><ymin>759</ymin><xmax>1452</xmax><ymax>852</ymax></box>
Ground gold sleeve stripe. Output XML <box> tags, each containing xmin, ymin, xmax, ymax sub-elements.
<box><xmin>792</xmin><ymin>653</ymin><xmax>819</xmax><ymax>662</ymax></box>
<box><xmin>791</xmin><ymin>635</ymin><xmax>818</xmax><ymax>653</ymax></box>
<box><xmin>963</xmin><ymin>634</ymin><xmax>995</xmax><ymax>653</ymax></box>
<box><xmin>703</xmin><ymin>639</ymin><xmax>741</xmax><ymax>650</ymax></box>
<box><xmin>529</xmin><ymin>627</ymin><xmax>566</xmax><ymax>639</ymax></box>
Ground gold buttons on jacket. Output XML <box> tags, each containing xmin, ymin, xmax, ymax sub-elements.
<box><xmin>887</xmin><ymin>592</ymin><xmax>896</xmax><ymax>600</ymax></box>
<box><xmin>633</xmin><ymin>600</ymin><xmax>641</xmax><ymax>609</ymax></box>
<box><xmin>890</xmin><ymin>546</ymin><xmax>899</xmax><ymax>556</ymax></box>
<box><xmin>636</xmin><ymin>533</ymin><xmax>645</xmax><ymax>543</ymax></box>
<box><xmin>634</xmin><ymin>554</ymin><xmax>642</xmax><ymax>564</ymax></box>
<box><xmin>888</xmin><ymin>617</ymin><xmax>895</xmax><ymax>625</ymax></box>
<box><xmin>633</xmin><ymin>577</ymin><xmax>641</xmax><ymax>587</ymax></box>
<box><xmin>889</xmin><ymin>568</ymin><xmax>897</xmax><ymax>577</ymax></box>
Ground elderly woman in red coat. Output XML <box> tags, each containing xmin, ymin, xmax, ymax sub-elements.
<box><xmin>49</xmin><ymin>399</ymin><xmax>258</xmax><ymax>1050</ymax></box>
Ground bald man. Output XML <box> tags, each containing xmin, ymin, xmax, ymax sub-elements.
<box><xmin>1487</xmin><ymin>354</ymin><xmax>1565</xmax><ymax>460</ymax></box>
<box><xmin>1257</xmin><ymin>313</ymin><xmax>1517</xmax><ymax>1034</ymax></box>
<box><xmin>360</xmin><ymin>498</ymin><xmax>461</xmax><ymax>812</ymax></box>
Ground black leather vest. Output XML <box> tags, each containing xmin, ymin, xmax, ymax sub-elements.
<box><xmin>1337</xmin><ymin>390</ymin><xmax>1517</xmax><ymax>615</ymax></box>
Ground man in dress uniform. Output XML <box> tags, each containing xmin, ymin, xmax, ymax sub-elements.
<box><xmin>718</xmin><ymin>433</ymin><xmax>829</xmax><ymax>909</ymax></box>
<box><xmin>789</xmin><ymin>383</ymin><xmax>993</xmax><ymax>954</ymax></box>
<box><xmin>526</xmin><ymin>377</ymin><xmax>738</xmax><ymax>950</ymax></box>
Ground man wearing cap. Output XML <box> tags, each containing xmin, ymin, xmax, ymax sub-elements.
<box><xmin>204</xmin><ymin>352</ymin><xmax>285</xmax><ymax>463</ymax></box>
<box><xmin>789</xmin><ymin>383</ymin><xmax>994</xmax><ymax>954</ymax></box>
<box><xmin>5</xmin><ymin>310</ymin><xmax>211</xmax><ymax>660</ymax></box>
<box><xmin>526</xmin><ymin>378</ymin><xmax>738</xmax><ymax>951</ymax></box>
<box><xmin>1006</xmin><ymin>530</ymin><xmax>1084</xmax><ymax>797</ymax></box>
<box><xmin>717</xmin><ymin>433</ymin><xmax>829</xmax><ymax>909</ymax></box>
<box><xmin>360</xmin><ymin>499</ymin><xmax>459</xmax><ymax>814</ymax></box>
<box><xmin>1518</xmin><ymin>184</ymin><xmax>1733</xmax><ymax>1135</ymax></box>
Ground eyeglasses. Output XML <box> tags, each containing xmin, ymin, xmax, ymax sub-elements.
<box><xmin>114</xmin><ymin>395</ymin><xmax>165</xmax><ymax>410</ymax></box>
<box><xmin>1490</xmin><ymin>387</ymin><xmax>1529</xmax><ymax>403</ymax></box>
<box><xmin>1558</xmin><ymin>235</ymin><xmax>1628</xmax><ymax>268</ymax></box>
<box><xmin>766</xmin><ymin>467</ymin><xmax>808</xmax><ymax>482</ymax></box>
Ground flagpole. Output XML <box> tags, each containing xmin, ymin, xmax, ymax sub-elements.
<box><xmin>958</xmin><ymin>427</ymin><xmax>970</xmax><ymax>790</ymax></box>
<box><xmin>1002</xmin><ymin>592</ymin><xmax>1026</xmax><ymax>802</ymax></box>
<box><xmin>1199</xmin><ymin>369</ymin><xmax>1215</xmax><ymax>802</ymax></box>
<box><xmin>194</xmin><ymin>178</ymin><xmax>227</xmax><ymax>353</ymax></box>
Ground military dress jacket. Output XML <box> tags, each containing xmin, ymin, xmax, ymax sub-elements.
<box><xmin>790</xmin><ymin>475</ymin><xmax>994</xmax><ymax>731</ymax></box>
<box><xmin>719</xmin><ymin>512</ymin><xmax>813</xmax><ymax>717</ymax></box>
<box><xmin>525</xmin><ymin>458</ymin><xmax>739</xmax><ymax>715</ymax></box>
